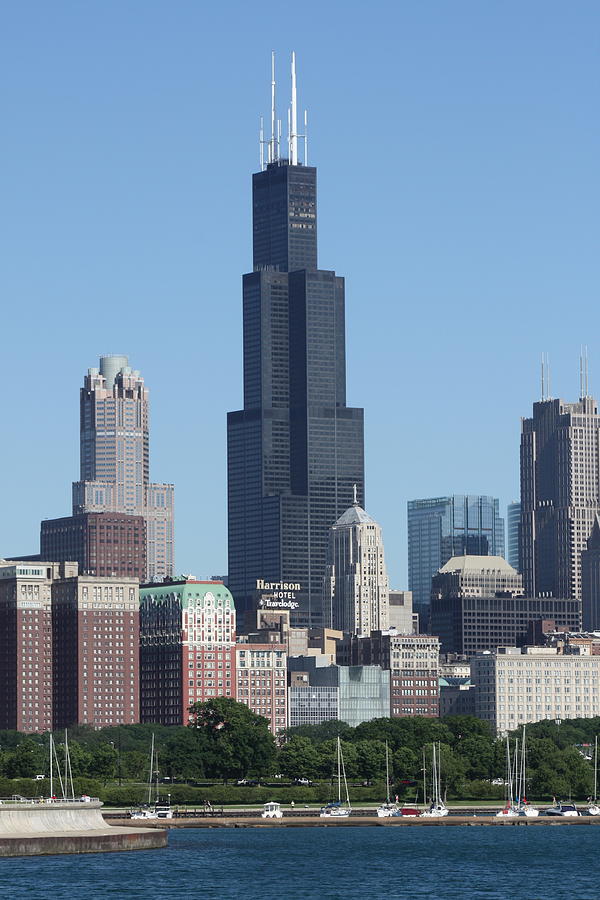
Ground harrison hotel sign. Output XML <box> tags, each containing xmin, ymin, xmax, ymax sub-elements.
<box><xmin>255</xmin><ymin>579</ymin><xmax>301</xmax><ymax>610</ymax></box>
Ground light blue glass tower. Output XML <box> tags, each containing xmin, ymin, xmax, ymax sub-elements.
<box><xmin>407</xmin><ymin>495</ymin><xmax>505</xmax><ymax>616</ymax></box>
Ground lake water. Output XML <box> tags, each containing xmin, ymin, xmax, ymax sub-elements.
<box><xmin>1</xmin><ymin>826</ymin><xmax>599</xmax><ymax>899</ymax></box>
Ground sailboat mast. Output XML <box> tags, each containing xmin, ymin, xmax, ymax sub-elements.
<box><xmin>593</xmin><ymin>735</ymin><xmax>598</xmax><ymax>802</ymax></box>
<box><xmin>337</xmin><ymin>737</ymin><xmax>341</xmax><ymax>804</ymax></box>
<box><xmin>385</xmin><ymin>741</ymin><xmax>390</xmax><ymax>804</ymax></box>
<box><xmin>49</xmin><ymin>733</ymin><xmax>53</xmax><ymax>799</ymax></box>
<box><xmin>148</xmin><ymin>734</ymin><xmax>155</xmax><ymax>805</ymax></box>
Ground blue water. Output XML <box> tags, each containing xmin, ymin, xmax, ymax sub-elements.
<box><xmin>1</xmin><ymin>826</ymin><xmax>599</xmax><ymax>899</ymax></box>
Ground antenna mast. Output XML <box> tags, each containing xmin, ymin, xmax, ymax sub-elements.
<box><xmin>541</xmin><ymin>353</ymin><xmax>545</xmax><ymax>402</ymax></box>
<box><xmin>290</xmin><ymin>51</ymin><xmax>298</xmax><ymax>165</ymax></box>
<box><xmin>269</xmin><ymin>51</ymin><xmax>278</xmax><ymax>164</ymax></box>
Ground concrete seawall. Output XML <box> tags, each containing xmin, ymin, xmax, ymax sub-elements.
<box><xmin>0</xmin><ymin>802</ymin><xmax>167</xmax><ymax>856</ymax></box>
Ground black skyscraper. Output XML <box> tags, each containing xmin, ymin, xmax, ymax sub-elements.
<box><xmin>227</xmin><ymin>57</ymin><xmax>364</xmax><ymax>626</ymax></box>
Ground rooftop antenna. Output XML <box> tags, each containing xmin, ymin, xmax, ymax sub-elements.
<box><xmin>547</xmin><ymin>352</ymin><xmax>552</xmax><ymax>400</ymax></box>
<box><xmin>580</xmin><ymin>345</ymin><xmax>590</xmax><ymax>399</ymax></box>
<box><xmin>290</xmin><ymin>51</ymin><xmax>298</xmax><ymax>165</ymax></box>
<box><xmin>269</xmin><ymin>51</ymin><xmax>278</xmax><ymax>164</ymax></box>
<box><xmin>541</xmin><ymin>353</ymin><xmax>545</xmax><ymax>402</ymax></box>
<box><xmin>304</xmin><ymin>110</ymin><xmax>308</xmax><ymax>165</ymax></box>
<box><xmin>259</xmin><ymin>115</ymin><xmax>265</xmax><ymax>171</ymax></box>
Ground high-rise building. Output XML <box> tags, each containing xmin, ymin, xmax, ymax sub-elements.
<box><xmin>324</xmin><ymin>494</ymin><xmax>389</xmax><ymax>636</ymax></box>
<box><xmin>429</xmin><ymin>555</ymin><xmax>581</xmax><ymax>655</ymax></box>
<box><xmin>71</xmin><ymin>356</ymin><xmax>174</xmax><ymax>582</ymax></box>
<box><xmin>51</xmin><ymin>571</ymin><xmax>140</xmax><ymax>729</ymax></box>
<box><xmin>139</xmin><ymin>579</ymin><xmax>236</xmax><ymax>726</ymax></box>
<box><xmin>40</xmin><ymin>512</ymin><xmax>146</xmax><ymax>582</ymax></box>
<box><xmin>227</xmin><ymin>55</ymin><xmax>364</xmax><ymax>628</ymax></box>
<box><xmin>521</xmin><ymin>392</ymin><xmax>600</xmax><ymax>602</ymax></box>
<box><xmin>0</xmin><ymin>561</ymin><xmax>55</xmax><ymax>733</ymax></box>
<box><xmin>407</xmin><ymin>495</ymin><xmax>505</xmax><ymax>615</ymax></box>
<box><xmin>581</xmin><ymin>515</ymin><xmax>600</xmax><ymax>630</ymax></box>
<box><xmin>507</xmin><ymin>501</ymin><xmax>521</xmax><ymax>572</ymax></box>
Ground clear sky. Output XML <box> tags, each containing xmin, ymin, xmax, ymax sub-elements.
<box><xmin>1</xmin><ymin>1</ymin><xmax>598</xmax><ymax>587</ymax></box>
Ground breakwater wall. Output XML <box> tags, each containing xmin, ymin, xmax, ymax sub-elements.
<box><xmin>0</xmin><ymin>802</ymin><xmax>167</xmax><ymax>856</ymax></box>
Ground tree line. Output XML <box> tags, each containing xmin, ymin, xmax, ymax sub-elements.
<box><xmin>0</xmin><ymin>701</ymin><xmax>598</xmax><ymax>800</ymax></box>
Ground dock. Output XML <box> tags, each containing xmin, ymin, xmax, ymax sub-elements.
<box><xmin>106</xmin><ymin>813</ymin><xmax>600</xmax><ymax>828</ymax></box>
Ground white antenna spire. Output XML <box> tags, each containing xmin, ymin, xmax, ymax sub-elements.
<box><xmin>547</xmin><ymin>352</ymin><xmax>551</xmax><ymax>400</ymax></box>
<box><xmin>259</xmin><ymin>116</ymin><xmax>265</xmax><ymax>171</ymax></box>
<box><xmin>269</xmin><ymin>51</ymin><xmax>277</xmax><ymax>164</ymax></box>
<box><xmin>304</xmin><ymin>109</ymin><xmax>308</xmax><ymax>165</ymax></box>
<box><xmin>541</xmin><ymin>353</ymin><xmax>545</xmax><ymax>402</ymax></box>
<box><xmin>580</xmin><ymin>345</ymin><xmax>590</xmax><ymax>399</ymax></box>
<box><xmin>290</xmin><ymin>51</ymin><xmax>298</xmax><ymax>165</ymax></box>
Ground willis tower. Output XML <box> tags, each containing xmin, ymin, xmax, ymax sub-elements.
<box><xmin>227</xmin><ymin>54</ymin><xmax>364</xmax><ymax>627</ymax></box>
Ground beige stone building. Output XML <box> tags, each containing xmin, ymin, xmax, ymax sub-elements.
<box><xmin>473</xmin><ymin>644</ymin><xmax>600</xmax><ymax>734</ymax></box>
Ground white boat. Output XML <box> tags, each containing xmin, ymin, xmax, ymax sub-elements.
<box><xmin>130</xmin><ymin>735</ymin><xmax>173</xmax><ymax>820</ymax></box>
<box><xmin>545</xmin><ymin>800</ymin><xmax>580</xmax><ymax>817</ymax></box>
<box><xmin>320</xmin><ymin>737</ymin><xmax>352</xmax><ymax>818</ymax></box>
<box><xmin>261</xmin><ymin>801</ymin><xmax>283</xmax><ymax>819</ymax></box>
<box><xmin>377</xmin><ymin>742</ymin><xmax>401</xmax><ymax>818</ymax></box>
<box><xmin>421</xmin><ymin>743</ymin><xmax>448</xmax><ymax>818</ymax></box>
<box><xmin>587</xmin><ymin>736</ymin><xmax>600</xmax><ymax>815</ymax></box>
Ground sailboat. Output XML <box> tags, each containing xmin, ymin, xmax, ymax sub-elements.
<box><xmin>130</xmin><ymin>734</ymin><xmax>172</xmax><ymax>820</ymax></box>
<box><xmin>319</xmin><ymin>737</ymin><xmax>352</xmax><ymax>818</ymax></box>
<box><xmin>377</xmin><ymin>741</ymin><xmax>400</xmax><ymax>817</ymax></box>
<box><xmin>495</xmin><ymin>735</ymin><xmax>519</xmax><ymax>817</ymax></box>
<box><xmin>515</xmin><ymin>726</ymin><xmax>538</xmax><ymax>817</ymax></box>
<box><xmin>495</xmin><ymin>728</ymin><xmax>538</xmax><ymax>817</ymax></box>
<box><xmin>421</xmin><ymin>743</ymin><xmax>448</xmax><ymax>817</ymax></box>
<box><xmin>587</xmin><ymin>736</ymin><xmax>600</xmax><ymax>816</ymax></box>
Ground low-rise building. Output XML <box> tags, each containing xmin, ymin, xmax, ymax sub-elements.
<box><xmin>235</xmin><ymin>641</ymin><xmax>287</xmax><ymax>734</ymax></box>
<box><xmin>472</xmin><ymin>645</ymin><xmax>600</xmax><ymax>734</ymax></box>
<box><xmin>288</xmin><ymin>656</ymin><xmax>390</xmax><ymax>728</ymax></box>
<box><xmin>343</xmin><ymin>631</ymin><xmax>440</xmax><ymax>718</ymax></box>
<box><xmin>439</xmin><ymin>678</ymin><xmax>475</xmax><ymax>717</ymax></box>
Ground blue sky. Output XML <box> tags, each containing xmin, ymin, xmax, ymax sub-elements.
<box><xmin>1</xmin><ymin>1</ymin><xmax>598</xmax><ymax>586</ymax></box>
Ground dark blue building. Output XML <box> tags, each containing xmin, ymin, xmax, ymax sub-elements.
<box><xmin>227</xmin><ymin>88</ymin><xmax>364</xmax><ymax>628</ymax></box>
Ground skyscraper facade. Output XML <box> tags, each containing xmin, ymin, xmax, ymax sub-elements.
<box><xmin>72</xmin><ymin>355</ymin><xmax>174</xmax><ymax>581</ymax></box>
<box><xmin>582</xmin><ymin>516</ymin><xmax>600</xmax><ymax>630</ymax></box>
<box><xmin>227</xmin><ymin>57</ymin><xmax>364</xmax><ymax>627</ymax></box>
<box><xmin>521</xmin><ymin>394</ymin><xmax>600</xmax><ymax>601</ymax></box>
<box><xmin>324</xmin><ymin>495</ymin><xmax>389</xmax><ymax>636</ymax></box>
<box><xmin>507</xmin><ymin>501</ymin><xmax>521</xmax><ymax>572</ymax></box>
<box><xmin>407</xmin><ymin>495</ymin><xmax>505</xmax><ymax>614</ymax></box>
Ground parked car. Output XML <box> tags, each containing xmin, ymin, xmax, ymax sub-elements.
<box><xmin>294</xmin><ymin>777</ymin><xmax>313</xmax><ymax>786</ymax></box>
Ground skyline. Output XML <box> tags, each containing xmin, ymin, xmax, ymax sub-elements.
<box><xmin>1</xmin><ymin>2</ymin><xmax>599</xmax><ymax>587</ymax></box>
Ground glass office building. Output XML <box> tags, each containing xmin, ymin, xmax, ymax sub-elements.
<box><xmin>407</xmin><ymin>495</ymin><xmax>505</xmax><ymax>615</ymax></box>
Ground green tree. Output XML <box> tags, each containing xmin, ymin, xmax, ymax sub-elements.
<box><xmin>188</xmin><ymin>698</ymin><xmax>276</xmax><ymax>782</ymax></box>
<box><xmin>5</xmin><ymin>738</ymin><xmax>45</xmax><ymax>778</ymax></box>
<box><xmin>278</xmin><ymin>737</ymin><xmax>321</xmax><ymax>780</ymax></box>
<box><xmin>354</xmin><ymin>740</ymin><xmax>387</xmax><ymax>781</ymax></box>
